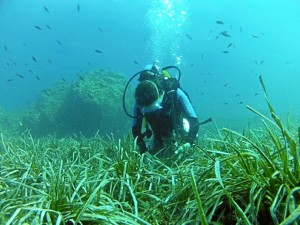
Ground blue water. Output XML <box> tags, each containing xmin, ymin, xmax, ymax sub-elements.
<box><xmin>1</xmin><ymin>0</ymin><xmax>299</xmax><ymax>131</ymax></box>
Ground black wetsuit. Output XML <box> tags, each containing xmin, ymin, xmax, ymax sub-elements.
<box><xmin>132</xmin><ymin>88</ymin><xmax>200</xmax><ymax>154</ymax></box>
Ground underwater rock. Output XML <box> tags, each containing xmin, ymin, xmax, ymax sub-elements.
<box><xmin>22</xmin><ymin>69</ymin><xmax>133</xmax><ymax>138</ymax></box>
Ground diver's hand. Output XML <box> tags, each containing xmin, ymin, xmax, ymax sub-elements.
<box><xmin>175</xmin><ymin>142</ymin><xmax>191</xmax><ymax>155</ymax></box>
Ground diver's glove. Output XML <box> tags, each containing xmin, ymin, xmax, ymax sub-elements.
<box><xmin>175</xmin><ymin>142</ymin><xmax>191</xmax><ymax>155</ymax></box>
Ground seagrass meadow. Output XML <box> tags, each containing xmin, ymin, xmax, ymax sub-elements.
<box><xmin>0</xmin><ymin>78</ymin><xmax>300</xmax><ymax>224</ymax></box>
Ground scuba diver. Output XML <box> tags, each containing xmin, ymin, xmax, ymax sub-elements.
<box><xmin>123</xmin><ymin>62</ymin><xmax>203</xmax><ymax>157</ymax></box>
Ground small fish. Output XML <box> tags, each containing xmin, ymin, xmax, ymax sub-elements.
<box><xmin>239</xmin><ymin>101</ymin><xmax>244</xmax><ymax>104</ymax></box>
<box><xmin>77</xmin><ymin>74</ymin><xmax>85</xmax><ymax>81</ymax></box>
<box><xmin>190</xmin><ymin>64</ymin><xmax>194</xmax><ymax>67</ymax></box>
<box><xmin>260</xmin><ymin>60</ymin><xmax>264</xmax><ymax>65</ymax></box>
<box><xmin>185</xmin><ymin>33</ymin><xmax>192</xmax><ymax>40</ymax></box>
<box><xmin>227</xmin><ymin>43</ymin><xmax>233</xmax><ymax>48</ymax></box>
<box><xmin>28</xmin><ymin>69</ymin><xmax>33</xmax><ymax>73</ymax></box>
<box><xmin>56</xmin><ymin>40</ymin><xmax>62</xmax><ymax>45</ymax></box>
<box><xmin>97</xmin><ymin>27</ymin><xmax>103</xmax><ymax>32</ymax></box>
<box><xmin>43</xmin><ymin>6</ymin><xmax>49</xmax><ymax>13</ymax></box>
<box><xmin>221</xmin><ymin>51</ymin><xmax>229</xmax><ymax>54</ymax></box>
<box><xmin>220</xmin><ymin>31</ymin><xmax>230</xmax><ymax>37</ymax></box>
<box><xmin>36</xmin><ymin>76</ymin><xmax>40</xmax><ymax>80</ymax></box>
<box><xmin>254</xmin><ymin>92</ymin><xmax>259</xmax><ymax>96</ymax></box>
<box><xmin>6</xmin><ymin>79</ymin><xmax>13</xmax><ymax>82</ymax></box>
<box><xmin>3</xmin><ymin>45</ymin><xmax>7</xmax><ymax>51</ymax></box>
<box><xmin>201</xmin><ymin>54</ymin><xmax>204</xmax><ymax>60</ymax></box>
<box><xmin>46</xmin><ymin>24</ymin><xmax>52</xmax><ymax>30</ymax></box>
<box><xmin>77</xmin><ymin>4</ymin><xmax>80</xmax><ymax>12</ymax></box>
<box><xmin>32</xmin><ymin>56</ymin><xmax>37</xmax><ymax>62</ymax></box>
<box><xmin>48</xmin><ymin>59</ymin><xmax>52</xmax><ymax>63</ymax></box>
<box><xmin>16</xmin><ymin>73</ymin><xmax>24</xmax><ymax>79</ymax></box>
<box><xmin>95</xmin><ymin>49</ymin><xmax>103</xmax><ymax>53</ymax></box>
<box><xmin>133</xmin><ymin>61</ymin><xmax>139</xmax><ymax>65</ymax></box>
<box><xmin>34</xmin><ymin>25</ymin><xmax>42</xmax><ymax>30</ymax></box>
<box><xmin>61</xmin><ymin>78</ymin><xmax>66</xmax><ymax>82</ymax></box>
<box><xmin>87</xmin><ymin>62</ymin><xmax>91</xmax><ymax>66</ymax></box>
<box><xmin>255</xmin><ymin>60</ymin><xmax>258</xmax><ymax>65</ymax></box>
<box><xmin>223</xmin><ymin>102</ymin><xmax>228</xmax><ymax>105</ymax></box>
<box><xmin>251</xmin><ymin>35</ymin><xmax>259</xmax><ymax>38</ymax></box>
<box><xmin>235</xmin><ymin>94</ymin><xmax>240</xmax><ymax>97</ymax></box>
<box><xmin>240</xmin><ymin>27</ymin><xmax>242</xmax><ymax>33</ymax></box>
<box><xmin>216</xmin><ymin>20</ymin><xmax>224</xmax><ymax>25</ymax></box>
<box><xmin>223</xmin><ymin>83</ymin><xmax>228</xmax><ymax>87</ymax></box>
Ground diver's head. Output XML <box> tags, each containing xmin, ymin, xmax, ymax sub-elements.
<box><xmin>135</xmin><ymin>80</ymin><xmax>164</xmax><ymax>109</ymax></box>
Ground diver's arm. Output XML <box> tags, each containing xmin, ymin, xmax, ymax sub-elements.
<box><xmin>132</xmin><ymin>103</ymin><xmax>147</xmax><ymax>153</ymax></box>
<box><xmin>185</xmin><ymin>117</ymin><xmax>200</xmax><ymax>144</ymax></box>
<box><xmin>176</xmin><ymin>89</ymin><xmax>200</xmax><ymax>144</ymax></box>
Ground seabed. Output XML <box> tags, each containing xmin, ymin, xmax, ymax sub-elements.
<box><xmin>0</xmin><ymin>74</ymin><xmax>299</xmax><ymax>225</ymax></box>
